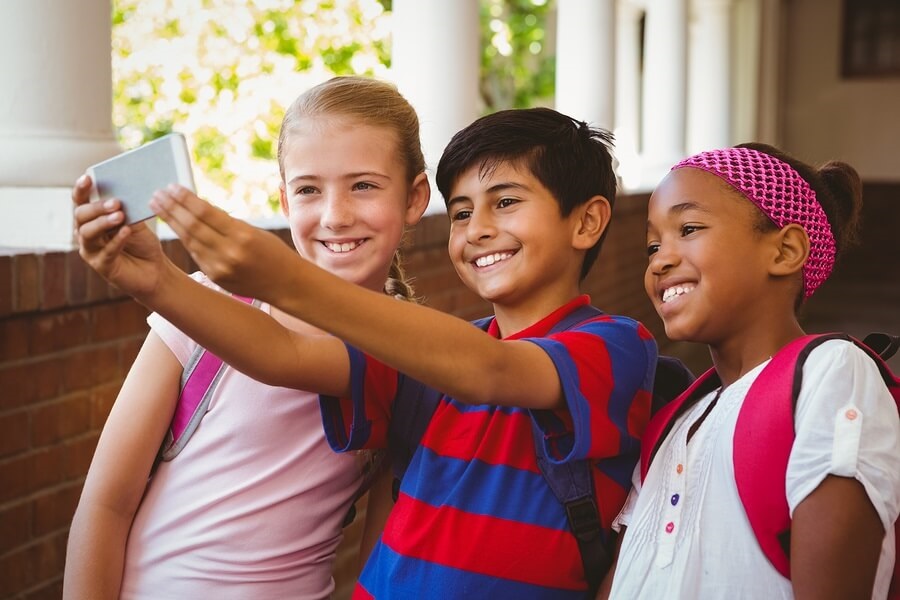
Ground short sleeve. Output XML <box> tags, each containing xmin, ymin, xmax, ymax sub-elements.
<box><xmin>147</xmin><ymin>271</ymin><xmax>234</xmax><ymax>366</ymax></box>
<box><xmin>786</xmin><ymin>339</ymin><xmax>900</xmax><ymax>532</ymax></box>
<box><xmin>524</xmin><ymin>316</ymin><xmax>657</xmax><ymax>463</ymax></box>
<box><xmin>319</xmin><ymin>343</ymin><xmax>397</xmax><ymax>452</ymax></box>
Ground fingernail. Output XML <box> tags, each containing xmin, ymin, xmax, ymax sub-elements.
<box><xmin>77</xmin><ymin>174</ymin><xmax>89</xmax><ymax>186</ymax></box>
<box><xmin>104</xmin><ymin>199</ymin><xmax>117</xmax><ymax>210</ymax></box>
<box><xmin>107</xmin><ymin>212</ymin><xmax>123</xmax><ymax>224</ymax></box>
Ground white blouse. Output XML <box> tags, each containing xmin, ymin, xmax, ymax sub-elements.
<box><xmin>609</xmin><ymin>340</ymin><xmax>900</xmax><ymax>599</ymax></box>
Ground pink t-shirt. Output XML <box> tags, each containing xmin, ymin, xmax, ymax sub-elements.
<box><xmin>119</xmin><ymin>281</ymin><xmax>364</xmax><ymax>599</ymax></box>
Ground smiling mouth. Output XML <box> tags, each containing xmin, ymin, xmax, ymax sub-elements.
<box><xmin>473</xmin><ymin>251</ymin><xmax>516</xmax><ymax>268</ymax></box>
<box><xmin>322</xmin><ymin>239</ymin><xmax>367</xmax><ymax>253</ymax></box>
<box><xmin>662</xmin><ymin>284</ymin><xmax>695</xmax><ymax>303</ymax></box>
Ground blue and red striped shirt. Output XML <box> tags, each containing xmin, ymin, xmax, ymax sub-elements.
<box><xmin>320</xmin><ymin>296</ymin><xmax>657</xmax><ymax>598</ymax></box>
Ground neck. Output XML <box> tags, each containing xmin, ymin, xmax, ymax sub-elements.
<box><xmin>491</xmin><ymin>286</ymin><xmax>582</xmax><ymax>338</ymax></box>
<box><xmin>708</xmin><ymin>314</ymin><xmax>805</xmax><ymax>388</ymax></box>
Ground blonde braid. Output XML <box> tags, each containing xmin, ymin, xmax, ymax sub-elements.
<box><xmin>383</xmin><ymin>249</ymin><xmax>418</xmax><ymax>303</ymax></box>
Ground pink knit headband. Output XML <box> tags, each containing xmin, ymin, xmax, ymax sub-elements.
<box><xmin>672</xmin><ymin>147</ymin><xmax>836</xmax><ymax>299</ymax></box>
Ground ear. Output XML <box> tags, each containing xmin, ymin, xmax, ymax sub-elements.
<box><xmin>572</xmin><ymin>195</ymin><xmax>612</xmax><ymax>250</ymax></box>
<box><xmin>768</xmin><ymin>223</ymin><xmax>810</xmax><ymax>277</ymax></box>
<box><xmin>404</xmin><ymin>172</ymin><xmax>431</xmax><ymax>226</ymax></box>
<box><xmin>278</xmin><ymin>184</ymin><xmax>289</xmax><ymax>218</ymax></box>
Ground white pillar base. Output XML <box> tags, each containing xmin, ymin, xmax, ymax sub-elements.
<box><xmin>0</xmin><ymin>187</ymin><xmax>76</xmax><ymax>250</ymax></box>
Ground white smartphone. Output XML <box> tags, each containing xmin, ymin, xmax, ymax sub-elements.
<box><xmin>87</xmin><ymin>132</ymin><xmax>195</xmax><ymax>224</ymax></box>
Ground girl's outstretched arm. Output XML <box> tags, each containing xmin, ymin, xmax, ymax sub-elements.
<box><xmin>73</xmin><ymin>179</ymin><xmax>350</xmax><ymax>397</ymax></box>
<box><xmin>153</xmin><ymin>186</ymin><xmax>622</xmax><ymax>410</ymax></box>
<box><xmin>790</xmin><ymin>475</ymin><xmax>883</xmax><ymax>600</ymax></box>
<box><xmin>63</xmin><ymin>333</ymin><xmax>181</xmax><ymax>599</ymax></box>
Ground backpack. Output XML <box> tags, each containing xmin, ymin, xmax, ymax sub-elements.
<box><xmin>639</xmin><ymin>332</ymin><xmax>900</xmax><ymax>597</ymax></box>
<box><xmin>157</xmin><ymin>295</ymin><xmax>257</xmax><ymax>462</ymax></box>
<box><xmin>387</xmin><ymin>304</ymin><xmax>696</xmax><ymax>594</ymax></box>
<box><xmin>152</xmin><ymin>294</ymin><xmax>387</xmax><ymax>527</ymax></box>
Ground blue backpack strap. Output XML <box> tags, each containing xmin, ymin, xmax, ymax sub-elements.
<box><xmin>528</xmin><ymin>304</ymin><xmax>610</xmax><ymax>592</ymax></box>
<box><xmin>388</xmin><ymin>372</ymin><xmax>446</xmax><ymax>499</ymax></box>
<box><xmin>387</xmin><ymin>303</ymin><xmax>685</xmax><ymax>592</ymax></box>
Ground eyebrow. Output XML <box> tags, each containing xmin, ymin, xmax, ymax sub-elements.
<box><xmin>669</xmin><ymin>201</ymin><xmax>711</xmax><ymax>215</ymax></box>
<box><xmin>447</xmin><ymin>180</ymin><xmax>533</xmax><ymax>208</ymax></box>
<box><xmin>646</xmin><ymin>201</ymin><xmax>712</xmax><ymax>231</ymax></box>
<box><xmin>286</xmin><ymin>171</ymin><xmax>391</xmax><ymax>187</ymax></box>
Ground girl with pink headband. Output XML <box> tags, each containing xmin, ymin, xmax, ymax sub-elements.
<box><xmin>599</xmin><ymin>143</ymin><xmax>900</xmax><ymax>599</ymax></box>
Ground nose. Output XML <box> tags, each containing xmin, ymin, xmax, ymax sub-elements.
<box><xmin>466</xmin><ymin>206</ymin><xmax>497</xmax><ymax>244</ymax></box>
<box><xmin>648</xmin><ymin>243</ymin><xmax>679</xmax><ymax>276</ymax></box>
<box><xmin>320</xmin><ymin>190</ymin><xmax>354</xmax><ymax>230</ymax></box>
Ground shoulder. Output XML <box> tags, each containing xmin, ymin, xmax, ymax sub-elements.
<box><xmin>147</xmin><ymin>271</ymin><xmax>234</xmax><ymax>363</ymax></box>
<box><xmin>796</xmin><ymin>337</ymin><xmax>896</xmax><ymax>419</ymax></box>
<box><xmin>543</xmin><ymin>314</ymin><xmax>657</xmax><ymax>383</ymax></box>
<box><xmin>570</xmin><ymin>313</ymin><xmax>654</xmax><ymax>339</ymax></box>
<box><xmin>802</xmin><ymin>337</ymin><xmax>886</xmax><ymax>381</ymax></box>
<box><xmin>562</xmin><ymin>314</ymin><xmax>657</xmax><ymax>357</ymax></box>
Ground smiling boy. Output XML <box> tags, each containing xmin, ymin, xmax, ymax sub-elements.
<box><xmin>82</xmin><ymin>108</ymin><xmax>658</xmax><ymax>598</ymax></box>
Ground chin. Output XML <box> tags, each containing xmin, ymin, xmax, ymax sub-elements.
<box><xmin>662</xmin><ymin>320</ymin><xmax>694</xmax><ymax>344</ymax></box>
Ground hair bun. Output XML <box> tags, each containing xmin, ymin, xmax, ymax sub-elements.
<box><xmin>818</xmin><ymin>161</ymin><xmax>862</xmax><ymax>249</ymax></box>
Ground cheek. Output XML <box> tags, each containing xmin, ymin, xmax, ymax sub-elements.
<box><xmin>287</xmin><ymin>212</ymin><xmax>316</xmax><ymax>248</ymax></box>
<box><xmin>643</xmin><ymin>267</ymin><xmax>655</xmax><ymax>300</ymax></box>
<box><xmin>446</xmin><ymin>229</ymin><xmax>466</xmax><ymax>261</ymax></box>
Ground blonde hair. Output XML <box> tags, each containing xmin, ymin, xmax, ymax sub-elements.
<box><xmin>277</xmin><ymin>76</ymin><xmax>424</xmax><ymax>302</ymax></box>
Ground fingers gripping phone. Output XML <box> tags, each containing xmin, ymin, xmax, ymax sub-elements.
<box><xmin>87</xmin><ymin>133</ymin><xmax>196</xmax><ymax>224</ymax></box>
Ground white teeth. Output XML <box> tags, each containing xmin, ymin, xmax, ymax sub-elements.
<box><xmin>474</xmin><ymin>252</ymin><xmax>514</xmax><ymax>268</ymax></box>
<box><xmin>324</xmin><ymin>240</ymin><xmax>364</xmax><ymax>253</ymax></box>
<box><xmin>662</xmin><ymin>285</ymin><xmax>695</xmax><ymax>303</ymax></box>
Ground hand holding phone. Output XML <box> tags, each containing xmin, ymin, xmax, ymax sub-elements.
<box><xmin>86</xmin><ymin>133</ymin><xmax>195</xmax><ymax>224</ymax></box>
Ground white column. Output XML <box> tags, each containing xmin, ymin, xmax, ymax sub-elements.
<box><xmin>614</xmin><ymin>0</ymin><xmax>645</xmax><ymax>190</ymax></box>
<box><xmin>641</xmin><ymin>0</ymin><xmax>688</xmax><ymax>185</ymax></box>
<box><xmin>0</xmin><ymin>0</ymin><xmax>121</xmax><ymax>248</ymax></box>
<box><xmin>555</xmin><ymin>0</ymin><xmax>615</xmax><ymax>131</ymax></box>
<box><xmin>390</xmin><ymin>0</ymin><xmax>480</xmax><ymax>212</ymax></box>
<box><xmin>687</xmin><ymin>0</ymin><xmax>734</xmax><ymax>153</ymax></box>
<box><xmin>756</xmin><ymin>0</ymin><xmax>784</xmax><ymax>145</ymax></box>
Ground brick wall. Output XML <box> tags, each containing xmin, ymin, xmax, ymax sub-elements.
<box><xmin>0</xmin><ymin>191</ymin><xmax>704</xmax><ymax>599</ymax></box>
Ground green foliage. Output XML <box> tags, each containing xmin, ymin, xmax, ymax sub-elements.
<box><xmin>111</xmin><ymin>0</ymin><xmax>555</xmax><ymax>215</ymax></box>
<box><xmin>480</xmin><ymin>0</ymin><xmax>555</xmax><ymax>111</ymax></box>
<box><xmin>112</xmin><ymin>0</ymin><xmax>393</xmax><ymax>216</ymax></box>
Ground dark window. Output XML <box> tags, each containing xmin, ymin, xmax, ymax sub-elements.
<box><xmin>843</xmin><ymin>0</ymin><xmax>900</xmax><ymax>77</ymax></box>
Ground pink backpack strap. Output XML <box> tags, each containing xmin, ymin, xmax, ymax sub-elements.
<box><xmin>158</xmin><ymin>295</ymin><xmax>255</xmax><ymax>461</ymax></box>
<box><xmin>735</xmin><ymin>333</ymin><xmax>900</xmax><ymax>587</ymax></box>
<box><xmin>640</xmin><ymin>367</ymin><xmax>721</xmax><ymax>482</ymax></box>
<box><xmin>733</xmin><ymin>334</ymin><xmax>818</xmax><ymax>579</ymax></box>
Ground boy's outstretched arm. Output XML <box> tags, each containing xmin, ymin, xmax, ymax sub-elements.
<box><xmin>72</xmin><ymin>179</ymin><xmax>351</xmax><ymax>397</ymax></box>
<box><xmin>790</xmin><ymin>475</ymin><xmax>883</xmax><ymax>600</ymax></box>
<box><xmin>153</xmin><ymin>186</ymin><xmax>620</xmax><ymax>410</ymax></box>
